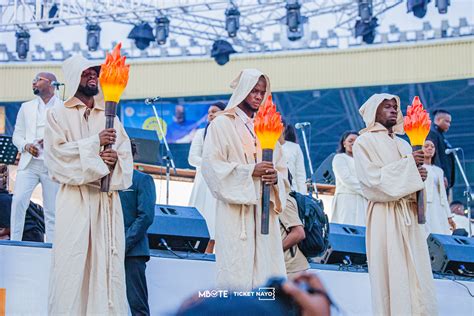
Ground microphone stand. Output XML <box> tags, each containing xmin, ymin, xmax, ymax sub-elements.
<box><xmin>150</xmin><ymin>102</ymin><xmax>177</xmax><ymax>205</ymax></box>
<box><xmin>299</xmin><ymin>125</ymin><xmax>318</xmax><ymax>198</ymax></box>
<box><xmin>451</xmin><ymin>150</ymin><xmax>472</xmax><ymax>236</ymax></box>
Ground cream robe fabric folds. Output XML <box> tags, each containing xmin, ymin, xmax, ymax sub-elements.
<box><xmin>202</xmin><ymin>110</ymin><xmax>288</xmax><ymax>290</ymax></box>
<box><xmin>45</xmin><ymin>54</ymin><xmax>133</xmax><ymax>315</ymax></box>
<box><xmin>353</xmin><ymin>93</ymin><xmax>437</xmax><ymax>316</ymax></box>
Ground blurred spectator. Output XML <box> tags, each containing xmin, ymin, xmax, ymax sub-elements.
<box><xmin>119</xmin><ymin>141</ymin><xmax>156</xmax><ymax>315</ymax></box>
<box><xmin>176</xmin><ymin>272</ymin><xmax>331</xmax><ymax>316</ymax></box>
<box><xmin>428</xmin><ymin>110</ymin><xmax>455</xmax><ymax>192</ymax></box>
<box><xmin>188</xmin><ymin>102</ymin><xmax>226</xmax><ymax>253</ymax></box>
<box><xmin>280</xmin><ymin>194</ymin><xmax>310</xmax><ymax>279</ymax></box>
<box><xmin>450</xmin><ymin>200</ymin><xmax>472</xmax><ymax>235</ymax></box>
<box><xmin>279</xmin><ymin>120</ymin><xmax>307</xmax><ymax>194</ymax></box>
<box><xmin>331</xmin><ymin>131</ymin><xmax>367</xmax><ymax>226</ymax></box>
<box><xmin>422</xmin><ymin>140</ymin><xmax>455</xmax><ymax>235</ymax></box>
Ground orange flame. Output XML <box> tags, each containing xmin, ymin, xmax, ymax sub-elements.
<box><xmin>404</xmin><ymin>96</ymin><xmax>431</xmax><ymax>146</ymax></box>
<box><xmin>99</xmin><ymin>43</ymin><xmax>130</xmax><ymax>103</ymax></box>
<box><xmin>254</xmin><ymin>95</ymin><xmax>283</xmax><ymax>150</ymax></box>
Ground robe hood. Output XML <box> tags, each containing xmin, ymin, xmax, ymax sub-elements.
<box><xmin>62</xmin><ymin>54</ymin><xmax>104</xmax><ymax>103</ymax></box>
<box><xmin>359</xmin><ymin>93</ymin><xmax>404</xmax><ymax>135</ymax></box>
<box><xmin>225</xmin><ymin>68</ymin><xmax>271</xmax><ymax>111</ymax></box>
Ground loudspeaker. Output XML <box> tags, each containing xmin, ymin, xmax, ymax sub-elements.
<box><xmin>318</xmin><ymin>223</ymin><xmax>367</xmax><ymax>265</ymax></box>
<box><xmin>148</xmin><ymin>204</ymin><xmax>210</xmax><ymax>253</ymax></box>
<box><xmin>427</xmin><ymin>234</ymin><xmax>474</xmax><ymax>276</ymax></box>
<box><xmin>313</xmin><ymin>153</ymin><xmax>336</xmax><ymax>185</ymax></box>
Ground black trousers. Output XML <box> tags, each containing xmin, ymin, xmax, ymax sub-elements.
<box><xmin>125</xmin><ymin>256</ymin><xmax>150</xmax><ymax>316</ymax></box>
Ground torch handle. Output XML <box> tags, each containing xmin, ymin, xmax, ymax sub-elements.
<box><xmin>100</xmin><ymin>101</ymin><xmax>117</xmax><ymax>192</ymax></box>
<box><xmin>261</xmin><ymin>149</ymin><xmax>273</xmax><ymax>235</ymax></box>
<box><xmin>413</xmin><ymin>145</ymin><xmax>426</xmax><ymax>224</ymax></box>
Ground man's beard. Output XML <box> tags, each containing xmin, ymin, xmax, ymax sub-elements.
<box><xmin>78</xmin><ymin>84</ymin><xmax>99</xmax><ymax>97</ymax></box>
<box><xmin>33</xmin><ymin>88</ymin><xmax>40</xmax><ymax>95</ymax></box>
<box><xmin>243</xmin><ymin>100</ymin><xmax>258</xmax><ymax>115</ymax></box>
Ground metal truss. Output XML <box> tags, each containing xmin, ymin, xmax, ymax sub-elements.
<box><xmin>0</xmin><ymin>0</ymin><xmax>403</xmax><ymax>52</ymax></box>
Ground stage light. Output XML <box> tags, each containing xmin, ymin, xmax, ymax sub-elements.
<box><xmin>155</xmin><ymin>16</ymin><xmax>170</xmax><ymax>45</ymax></box>
<box><xmin>436</xmin><ymin>0</ymin><xmax>450</xmax><ymax>14</ymax></box>
<box><xmin>128</xmin><ymin>22</ymin><xmax>155</xmax><ymax>50</ymax></box>
<box><xmin>286</xmin><ymin>0</ymin><xmax>302</xmax><ymax>33</ymax></box>
<box><xmin>15</xmin><ymin>30</ymin><xmax>30</xmax><ymax>59</ymax></box>
<box><xmin>86</xmin><ymin>24</ymin><xmax>101</xmax><ymax>51</ymax></box>
<box><xmin>407</xmin><ymin>0</ymin><xmax>430</xmax><ymax>19</ymax></box>
<box><xmin>210</xmin><ymin>40</ymin><xmax>236</xmax><ymax>66</ymax></box>
<box><xmin>355</xmin><ymin>17</ymin><xmax>378</xmax><ymax>44</ymax></box>
<box><xmin>358</xmin><ymin>0</ymin><xmax>373</xmax><ymax>23</ymax></box>
<box><xmin>225</xmin><ymin>4</ymin><xmax>240</xmax><ymax>38</ymax></box>
<box><xmin>38</xmin><ymin>3</ymin><xmax>59</xmax><ymax>33</ymax></box>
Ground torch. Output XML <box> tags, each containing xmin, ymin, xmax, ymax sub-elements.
<box><xmin>404</xmin><ymin>96</ymin><xmax>431</xmax><ymax>224</ymax></box>
<box><xmin>254</xmin><ymin>95</ymin><xmax>283</xmax><ymax>234</ymax></box>
<box><xmin>99</xmin><ymin>43</ymin><xmax>130</xmax><ymax>192</ymax></box>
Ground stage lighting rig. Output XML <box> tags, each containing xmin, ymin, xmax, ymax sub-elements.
<box><xmin>358</xmin><ymin>0</ymin><xmax>373</xmax><ymax>23</ymax></box>
<box><xmin>436</xmin><ymin>0</ymin><xmax>450</xmax><ymax>14</ymax></box>
<box><xmin>128</xmin><ymin>22</ymin><xmax>155</xmax><ymax>50</ymax></box>
<box><xmin>225</xmin><ymin>4</ymin><xmax>240</xmax><ymax>38</ymax></box>
<box><xmin>15</xmin><ymin>29</ymin><xmax>30</xmax><ymax>59</ymax></box>
<box><xmin>86</xmin><ymin>24</ymin><xmax>101</xmax><ymax>51</ymax></box>
<box><xmin>355</xmin><ymin>17</ymin><xmax>378</xmax><ymax>44</ymax></box>
<box><xmin>211</xmin><ymin>40</ymin><xmax>236</xmax><ymax>66</ymax></box>
<box><xmin>407</xmin><ymin>0</ymin><xmax>430</xmax><ymax>19</ymax></box>
<box><xmin>155</xmin><ymin>16</ymin><xmax>170</xmax><ymax>45</ymax></box>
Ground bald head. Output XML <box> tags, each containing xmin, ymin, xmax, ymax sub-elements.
<box><xmin>32</xmin><ymin>72</ymin><xmax>56</xmax><ymax>99</ymax></box>
<box><xmin>39</xmin><ymin>72</ymin><xmax>57</xmax><ymax>82</ymax></box>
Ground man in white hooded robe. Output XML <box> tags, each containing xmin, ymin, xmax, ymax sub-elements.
<box><xmin>201</xmin><ymin>69</ymin><xmax>289</xmax><ymax>290</ymax></box>
<box><xmin>352</xmin><ymin>94</ymin><xmax>437</xmax><ymax>316</ymax></box>
<box><xmin>44</xmin><ymin>54</ymin><xmax>133</xmax><ymax>315</ymax></box>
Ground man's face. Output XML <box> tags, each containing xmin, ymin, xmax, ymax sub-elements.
<box><xmin>450</xmin><ymin>203</ymin><xmax>464</xmax><ymax>216</ymax></box>
<box><xmin>243</xmin><ymin>77</ymin><xmax>267</xmax><ymax>112</ymax></box>
<box><xmin>435</xmin><ymin>113</ymin><xmax>451</xmax><ymax>132</ymax></box>
<box><xmin>0</xmin><ymin>227</ymin><xmax>10</xmax><ymax>240</ymax></box>
<box><xmin>175</xmin><ymin>105</ymin><xmax>185</xmax><ymax>123</ymax></box>
<box><xmin>32</xmin><ymin>74</ymin><xmax>52</xmax><ymax>96</ymax></box>
<box><xmin>78</xmin><ymin>67</ymin><xmax>99</xmax><ymax>97</ymax></box>
<box><xmin>375</xmin><ymin>98</ymin><xmax>398</xmax><ymax>129</ymax></box>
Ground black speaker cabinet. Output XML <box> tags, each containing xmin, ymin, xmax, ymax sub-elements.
<box><xmin>319</xmin><ymin>223</ymin><xmax>367</xmax><ymax>265</ymax></box>
<box><xmin>148</xmin><ymin>204</ymin><xmax>210</xmax><ymax>253</ymax></box>
<box><xmin>428</xmin><ymin>234</ymin><xmax>474</xmax><ymax>276</ymax></box>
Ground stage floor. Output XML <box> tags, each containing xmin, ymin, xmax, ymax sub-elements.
<box><xmin>1</xmin><ymin>241</ymin><xmax>473</xmax><ymax>315</ymax></box>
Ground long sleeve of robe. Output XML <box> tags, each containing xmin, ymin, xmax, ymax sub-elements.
<box><xmin>44</xmin><ymin>99</ymin><xmax>133</xmax><ymax>316</ymax></box>
<box><xmin>201</xmin><ymin>112</ymin><xmax>288</xmax><ymax>291</ymax></box>
<box><xmin>353</xmin><ymin>128</ymin><xmax>438</xmax><ymax>316</ymax></box>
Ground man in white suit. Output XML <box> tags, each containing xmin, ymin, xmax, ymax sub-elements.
<box><xmin>10</xmin><ymin>72</ymin><xmax>61</xmax><ymax>242</ymax></box>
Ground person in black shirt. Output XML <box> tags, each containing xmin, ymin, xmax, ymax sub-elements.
<box><xmin>427</xmin><ymin>109</ymin><xmax>455</xmax><ymax>191</ymax></box>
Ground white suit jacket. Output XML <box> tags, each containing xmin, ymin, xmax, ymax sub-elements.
<box><xmin>13</xmin><ymin>96</ymin><xmax>63</xmax><ymax>170</ymax></box>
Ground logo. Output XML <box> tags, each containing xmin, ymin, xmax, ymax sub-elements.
<box><xmin>256</xmin><ymin>287</ymin><xmax>275</xmax><ymax>301</ymax></box>
<box><xmin>198</xmin><ymin>290</ymin><xmax>229</xmax><ymax>298</ymax></box>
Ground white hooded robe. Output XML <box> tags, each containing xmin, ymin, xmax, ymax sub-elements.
<box><xmin>201</xmin><ymin>69</ymin><xmax>289</xmax><ymax>290</ymax></box>
<box><xmin>352</xmin><ymin>93</ymin><xmax>437</xmax><ymax>316</ymax></box>
<box><xmin>45</xmin><ymin>54</ymin><xmax>133</xmax><ymax>315</ymax></box>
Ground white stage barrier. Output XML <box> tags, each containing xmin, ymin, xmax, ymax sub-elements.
<box><xmin>1</xmin><ymin>242</ymin><xmax>473</xmax><ymax>316</ymax></box>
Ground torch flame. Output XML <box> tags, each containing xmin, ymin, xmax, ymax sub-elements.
<box><xmin>99</xmin><ymin>43</ymin><xmax>130</xmax><ymax>103</ymax></box>
<box><xmin>404</xmin><ymin>96</ymin><xmax>431</xmax><ymax>146</ymax></box>
<box><xmin>254</xmin><ymin>95</ymin><xmax>283</xmax><ymax>150</ymax></box>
